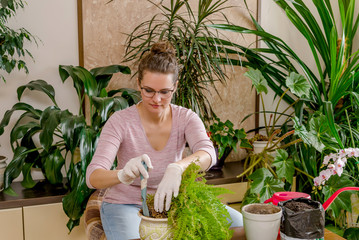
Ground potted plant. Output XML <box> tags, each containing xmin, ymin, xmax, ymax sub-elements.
<box><xmin>237</xmin><ymin>68</ymin><xmax>310</xmax><ymax>205</ymax></box>
<box><xmin>0</xmin><ymin>64</ymin><xmax>140</xmax><ymax>231</ymax></box>
<box><xmin>207</xmin><ymin>116</ymin><xmax>251</xmax><ymax>170</ymax></box>
<box><xmin>138</xmin><ymin>162</ymin><xmax>233</xmax><ymax>240</ymax></box>
<box><xmin>1</xmin><ymin>0</ymin><xmax>36</xmax><ymax>82</ymax></box>
<box><xmin>211</xmin><ymin>2</ymin><xmax>359</xmax><ymax>235</ymax></box>
<box><xmin>241</xmin><ymin>203</ymin><xmax>282</xmax><ymax>240</ymax></box>
<box><xmin>123</xmin><ymin>0</ymin><xmax>237</xmax><ymax>121</ymax></box>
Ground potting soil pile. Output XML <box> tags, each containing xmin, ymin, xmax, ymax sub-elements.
<box><xmin>279</xmin><ymin>198</ymin><xmax>325</xmax><ymax>240</ymax></box>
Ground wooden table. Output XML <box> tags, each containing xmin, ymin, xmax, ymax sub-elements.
<box><xmin>277</xmin><ymin>229</ymin><xmax>345</xmax><ymax>240</ymax></box>
<box><xmin>324</xmin><ymin>228</ymin><xmax>345</xmax><ymax>240</ymax></box>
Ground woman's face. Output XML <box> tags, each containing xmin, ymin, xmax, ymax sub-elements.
<box><xmin>138</xmin><ymin>71</ymin><xmax>177</xmax><ymax>114</ymax></box>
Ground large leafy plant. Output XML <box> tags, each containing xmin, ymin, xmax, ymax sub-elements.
<box><xmin>1</xmin><ymin>0</ymin><xmax>36</xmax><ymax>82</ymax></box>
<box><xmin>124</xmin><ymin>0</ymin><xmax>235</xmax><ymax>121</ymax></box>
<box><xmin>0</xmin><ymin>64</ymin><xmax>140</xmax><ymax>231</ymax></box>
<box><xmin>210</xmin><ymin>0</ymin><xmax>359</xmax><ymax>235</ymax></box>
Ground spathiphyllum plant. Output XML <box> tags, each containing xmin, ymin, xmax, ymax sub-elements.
<box><xmin>0</xmin><ymin>64</ymin><xmax>140</xmax><ymax>231</ymax></box>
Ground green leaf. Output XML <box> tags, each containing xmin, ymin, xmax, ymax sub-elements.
<box><xmin>0</xmin><ymin>102</ymin><xmax>40</xmax><ymax>135</ymax></box>
<box><xmin>43</xmin><ymin>148</ymin><xmax>65</xmax><ymax>185</ymax></box>
<box><xmin>244</xmin><ymin>68</ymin><xmax>268</xmax><ymax>94</ymax></box>
<box><xmin>286</xmin><ymin>72</ymin><xmax>310</xmax><ymax>98</ymax></box>
<box><xmin>242</xmin><ymin>189</ymin><xmax>260</xmax><ymax>206</ymax></box>
<box><xmin>59</xmin><ymin>65</ymin><xmax>84</xmax><ymax>98</ymax></box>
<box><xmin>72</xmin><ymin>66</ymin><xmax>98</xmax><ymax>97</ymax></box>
<box><xmin>21</xmin><ymin>162</ymin><xmax>36</xmax><ymax>188</ymax></box>
<box><xmin>249</xmin><ymin>168</ymin><xmax>273</xmax><ymax>193</ymax></box>
<box><xmin>16</xmin><ymin>80</ymin><xmax>57</xmax><ymax>105</ymax></box>
<box><xmin>258</xmin><ymin>177</ymin><xmax>284</xmax><ymax>203</ymax></box>
<box><xmin>61</xmin><ymin>115</ymin><xmax>86</xmax><ymax>154</ymax></box>
<box><xmin>39</xmin><ymin>106</ymin><xmax>72</xmax><ymax>151</ymax></box>
<box><xmin>343</xmin><ymin>228</ymin><xmax>359</xmax><ymax>240</ymax></box>
<box><xmin>91</xmin><ymin>96</ymin><xmax>115</xmax><ymax>124</ymax></box>
<box><xmin>3</xmin><ymin>186</ymin><xmax>17</xmax><ymax>196</ymax></box>
<box><xmin>4</xmin><ymin>146</ymin><xmax>28</xmax><ymax>189</ymax></box>
<box><xmin>272</xmin><ymin>149</ymin><xmax>294</xmax><ymax>184</ymax></box>
<box><xmin>79</xmin><ymin>128</ymin><xmax>98</xmax><ymax>173</ymax></box>
<box><xmin>322</xmin><ymin>173</ymin><xmax>353</xmax><ymax>218</ymax></box>
<box><xmin>90</xmin><ymin>64</ymin><xmax>131</xmax><ymax>77</ymax></box>
<box><xmin>62</xmin><ymin>174</ymin><xmax>93</xmax><ymax>232</ymax></box>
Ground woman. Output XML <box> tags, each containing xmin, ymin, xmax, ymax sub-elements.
<box><xmin>86</xmin><ymin>41</ymin><xmax>245</xmax><ymax>240</ymax></box>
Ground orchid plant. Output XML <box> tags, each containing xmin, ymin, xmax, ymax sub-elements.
<box><xmin>314</xmin><ymin>148</ymin><xmax>359</xmax><ymax>188</ymax></box>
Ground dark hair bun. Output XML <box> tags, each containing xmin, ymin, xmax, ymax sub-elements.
<box><xmin>150</xmin><ymin>41</ymin><xmax>175</xmax><ymax>56</ymax></box>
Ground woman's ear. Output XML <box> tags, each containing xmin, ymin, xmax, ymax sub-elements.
<box><xmin>174</xmin><ymin>81</ymin><xmax>179</xmax><ymax>91</ymax></box>
<box><xmin>137</xmin><ymin>78</ymin><xmax>141</xmax><ymax>90</ymax></box>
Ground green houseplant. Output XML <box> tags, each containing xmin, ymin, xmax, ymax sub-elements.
<box><xmin>123</xmin><ymin>0</ymin><xmax>236</xmax><ymax>121</ymax></box>
<box><xmin>210</xmin><ymin>1</ymin><xmax>359</xmax><ymax>235</ymax></box>
<box><xmin>238</xmin><ymin>68</ymin><xmax>309</xmax><ymax>204</ymax></box>
<box><xmin>142</xmin><ymin>162</ymin><xmax>233</xmax><ymax>239</ymax></box>
<box><xmin>207</xmin><ymin>116</ymin><xmax>250</xmax><ymax>170</ymax></box>
<box><xmin>1</xmin><ymin>0</ymin><xmax>36</xmax><ymax>82</ymax></box>
<box><xmin>0</xmin><ymin>64</ymin><xmax>140</xmax><ymax>231</ymax></box>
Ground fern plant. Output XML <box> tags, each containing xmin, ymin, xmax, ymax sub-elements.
<box><xmin>168</xmin><ymin>162</ymin><xmax>233</xmax><ymax>240</ymax></box>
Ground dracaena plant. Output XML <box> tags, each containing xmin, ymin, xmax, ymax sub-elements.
<box><xmin>1</xmin><ymin>0</ymin><xmax>36</xmax><ymax>82</ymax></box>
<box><xmin>123</xmin><ymin>0</ymin><xmax>236</xmax><ymax>121</ymax></box>
<box><xmin>0</xmin><ymin>64</ymin><xmax>140</xmax><ymax>231</ymax></box>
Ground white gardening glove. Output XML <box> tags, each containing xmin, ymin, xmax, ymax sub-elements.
<box><xmin>154</xmin><ymin>163</ymin><xmax>184</xmax><ymax>212</ymax></box>
<box><xmin>117</xmin><ymin>154</ymin><xmax>153</xmax><ymax>185</ymax></box>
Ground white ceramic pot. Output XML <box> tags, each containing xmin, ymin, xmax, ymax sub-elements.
<box><xmin>138</xmin><ymin>212</ymin><xmax>172</xmax><ymax>240</ymax></box>
<box><xmin>252</xmin><ymin>140</ymin><xmax>273</xmax><ymax>154</ymax></box>
<box><xmin>0</xmin><ymin>156</ymin><xmax>8</xmax><ymax>191</ymax></box>
<box><xmin>242</xmin><ymin>203</ymin><xmax>282</xmax><ymax>240</ymax></box>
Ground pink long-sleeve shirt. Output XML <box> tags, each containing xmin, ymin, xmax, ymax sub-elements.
<box><xmin>86</xmin><ymin>104</ymin><xmax>216</xmax><ymax>205</ymax></box>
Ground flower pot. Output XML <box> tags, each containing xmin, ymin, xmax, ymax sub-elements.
<box><xmin>242</xmin><ymin>203</ymin><xmax>282</xmax><ymax>240</ymax></box>
<box><xmin>138</xmin><ymin>212</ymin><xmax>172</xmax><ymax>240</ymax></box>
<box><xmin>252</xmin><ymin>140</ymin><xmax>273</xmax><ymax>154</ymax></box>
<box><xmin>0</xmin><ymin>156</ymin><xmax>7</xmax><ymax>191</ymax></box>
<box><xmin>210</xmin><ymin>146</ymin><xmax>232</xmax><ymax>171</ymax></box>
<box><xmin>279</xmin><ymin>198</ymin><xmax>324</xmax><ymax>240</ymax></box>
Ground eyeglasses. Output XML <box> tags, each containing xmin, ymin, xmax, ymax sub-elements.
<box><xmin>140</xmin><ymin>86</ymin><xmax>175</xmax><ymax>99</ymax></box>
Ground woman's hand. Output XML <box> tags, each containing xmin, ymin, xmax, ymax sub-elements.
<box><xmin>154</xmin><ymin>163</ymin><xmax>184</xmax><ymax>212</ymax></box>
<box><xmin>117</xmin><ymin>154</ymin><xmax>153</xmax><ymax>185</ymax></box>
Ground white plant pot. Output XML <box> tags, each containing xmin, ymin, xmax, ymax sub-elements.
<box><xmin>252</xmin><ymin>140</ymin><xmax>278</xmax><ymax>157</ymax></box>
<box><xmin>0</xmin><ymin>156</ymin><xmax>8</xmax><ymax>191</ymax></box>
<box><xmin>138</xmin><ymin>212</ymin><xmax>172</xmax><ymax>240</ymax></box>
<box><xmin>242</xmin><ymin>203</ymin><xmax>282</xmax><ymax>240</ymax></box>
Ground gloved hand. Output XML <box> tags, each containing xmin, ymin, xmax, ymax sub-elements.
<box><xmin>117</xmin><ymin>154</ymin><xmax>153</xmax><ymax>185</ymax></box>
<box><xmin>154</xmin><ymin>163</ymin><xmax>184</xmax><ymax>212</ymax></box>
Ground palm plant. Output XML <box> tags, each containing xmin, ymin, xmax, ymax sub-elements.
<box><xmin>123</xmin><ymin>0</ymin><xmax>235</xmax><ymax>121</ymax></box>
<box><xmin>0</xmin><ymin>64</ymin><xmax>140</xmax><ymax>231</ymax></box>
<box><xmin>1</xmin><ymin>0</ymin><xmax>36</xmax><ymax>82</ymax></box>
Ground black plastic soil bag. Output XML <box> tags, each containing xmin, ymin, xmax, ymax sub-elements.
<box><xmin>278</xmin><ymin>198</ymin><xmax>325</xmax><ymax>240</ymax></box>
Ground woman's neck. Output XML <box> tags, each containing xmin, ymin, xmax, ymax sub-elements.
<box><xmin>137</xmin><ymin>102</ymin><xmax>171</xmax><ymax>124</ymax></box>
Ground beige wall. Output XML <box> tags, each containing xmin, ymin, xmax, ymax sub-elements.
<box><xmin>82</xmin><ymin>0</ymin><xmax>258</xmax><ymax>161</ymax></box>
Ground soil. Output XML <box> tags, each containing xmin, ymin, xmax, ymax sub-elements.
<box><xmin>284</xmin><ymin>201</ymin><xmax>316</xmax><ymax>212</ymax></box>
<box><xmin>245</xmin><ymin>204</ymin><xmax>281</xmax><ymax>214</ymax></box>
<box><xmin>141</xmin><ymin>194</ymin><xmax>168</xmax><ymax>218</ymax></box>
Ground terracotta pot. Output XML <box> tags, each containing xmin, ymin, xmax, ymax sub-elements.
<box><xmin>138</xmin><ymin>212</ymin><xmax>172</xmax><ymax>240</ymax></box>
<box><xmin>242</xmin><ymin>203</ymin><xmax>282</xmax><ymax>240</ymax></box>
